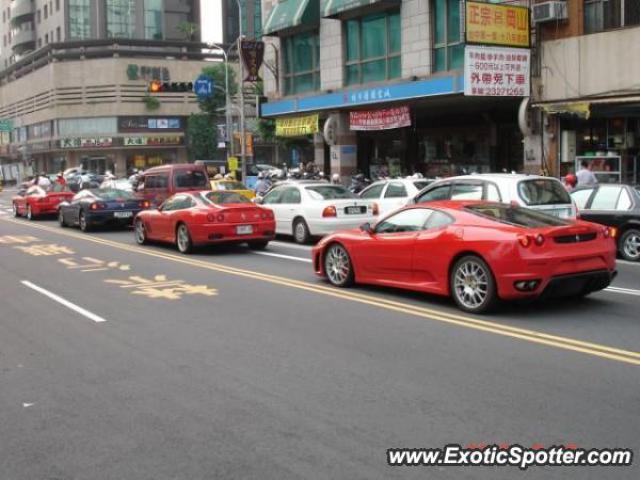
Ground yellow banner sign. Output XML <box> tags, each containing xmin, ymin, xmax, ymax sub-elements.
<box><xmin>228</xmin><ymin>156</ymin><xmax>239</xmax><ymax>171</ymax></box>
<box><xmin>465</xmin><ymin>1</ymin><xmax>530</xmax><ymax>48</ymax></box>
<box><xmin>275</xmin><ymin>114</ymin><xmax>319</xmax><ymax>137</ymax></box>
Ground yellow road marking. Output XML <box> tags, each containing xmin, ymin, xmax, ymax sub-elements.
<box><xmin>3</xmin><ymin>217</ymin><xmax>640</xmax><ymax>366</ymax></box>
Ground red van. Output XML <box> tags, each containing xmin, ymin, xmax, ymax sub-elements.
<box><xmin>140</xmin><ymin>164</ymin><xmax>211</xmax><ymax>206</ymax></box>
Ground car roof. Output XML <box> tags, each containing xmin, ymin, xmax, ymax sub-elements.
<box><xmin>144</xmin><ymin>164</ymin><xmax>207</xmax><ymax>174</ymax></box>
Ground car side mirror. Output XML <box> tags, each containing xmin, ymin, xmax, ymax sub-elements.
<box><xmin>360</xmin><ymin>222</ymin><xmax>373</xmax><ymax>234</ymax></box>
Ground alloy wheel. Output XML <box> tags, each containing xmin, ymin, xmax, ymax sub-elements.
<box><xmin>324</xmin><ymin>244</ymin><xmax>353</xmax><ymax>287</ymax></box>
<box><xmin>58</xmin><ymin>210</ymin><xmax>66</xmax><ymax>227</ymax></box>
<box><xmin>177</xmin><ymin>224</ymin><xmax>192</xmax><ymax>254</ymax></box>
<box><xmin>622</xmin><ymin>230</ymin><xmax>640</xmax><ymax>261</ymax></box>
<box><xmin>79</xmin><ymin>212</ymin><xmax>88</xmax><ymax>231</ymax></box>
<box><xmin>135</xmin><ymin>220</ymin><xmax>147</xmax><ymax>244</ymax></box>
<box><xmin>293</xmin><ymin>219</ymin><xmax>310</xmax><ymax>244</ymax></box>
<box><xmin>453</xmin><ymin>259</ymin><xmax>490</xmax><ymax>311</ymax></box>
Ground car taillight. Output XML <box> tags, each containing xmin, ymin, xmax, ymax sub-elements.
<box><xmin>260</xmin><ymin>210</ymin><xmax>274</xmax><ymax>220</ymax></box>
<box><xmin>322</xmin><ymin>206</ymin><xmax>337</xmax><ymax>218</ymax></box>
<box><xmin>207</xmin><ymin>213</ymin><xmax>216</xmax><ymax>222</ymax></box>
<box><xmin>216</xmin><ymin>213</ymin><xmax>225</xmax><ymax>222</ymax></box>
<box><xmin>518</xmin><ymin>235</ymin><xmax>532</xmax><ymax>248</ymax></box>
<box><xmin>534</xmin><ymin>234</ymin><xmax>545</xmax><ymax>246</ymax></box>
<box><xmin>372</xmin><ymin>202</ymin><xmax>379</xmax><ymax>216</ymax></box>
<box><xmin>139</xmin><ymin>200</ymin><xmax>151</xmax><ymax>209</ymax></box>
<box><xmin>604</xmin><ymin>227</ymin><xmax>617</xmax><ymax>239</ymax></box>
<box><xmin>90</xmin><ymin>202</ymin><xmax>106</xmax><ymax>210</ymax></box>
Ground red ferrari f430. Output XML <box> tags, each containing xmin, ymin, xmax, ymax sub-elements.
<box><xmin>134</xmin><ymin>191</ymin><xmax>276</xmax><ymax>253</ymax></box>
<box><xmin>312</xmin><ymin>201</ymin><xmax>617</xmax><ymax>313</ymax></box>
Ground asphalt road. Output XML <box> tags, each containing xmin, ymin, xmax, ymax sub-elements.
<box><xmin>0</xmin><ymin>189</ymin><xmax>638</xmax><ymax>480</ymax></box>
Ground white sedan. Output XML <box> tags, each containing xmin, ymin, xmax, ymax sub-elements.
<box><xmin>359</xmin><ymin>178</ymin><xmax>433</xmax><ymax>216</ymax></box>
<box><xmin>259</xmin><ymin>182</ymin><xmax>378</xmax><ymax>243</ymax></box>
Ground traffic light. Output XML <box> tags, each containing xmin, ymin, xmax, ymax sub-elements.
<box><xmin>147</xmin><ymin>81</ymin><xmax>194</xmax><ymax>93</ymax></box>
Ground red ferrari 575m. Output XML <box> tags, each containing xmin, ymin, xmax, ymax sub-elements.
<box><xmin>312</xmin><ymin>201</ymin><xmax>617</xmax><ymax>313</ymax></box>
<box><xmin>12</xmin><ymin>184</ymin><xmax>74</xmax><ymax>220</ymax></box>
<box><xmin>134</xmin><ymin>190</ymin><xmax>276</xmax><ymax>253</ymax></box>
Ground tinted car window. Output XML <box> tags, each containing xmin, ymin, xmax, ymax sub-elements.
<box><xmin>360</xmin><ymin>183</ymin><xmax>385</xmax><ymax>199</ymax></box>
<box><xmin>146</xmin><ymin>175</ymin><xmax>168</xmax><ymax>189</ymax></box>
<box><xmin>376</xmin><ymin>208</ymin><xmax>433</xmax><ymax>234</ymax></box>
<box><xmin>262</xmin><ymin>188</ymin><xmax>283</xmax><ymax>205</ymax></box>
<box><xmin>203</xmin><ymin>191</ymin><xmax>251</xmax><ymax>205</ymax></box>
<box><xmin>94</xmin><ymin>189</ymin><xmax>134</xmax><ymax>200</ymax></box>
<box><xmin>590</xmin><ymin>186</ymin><xmax>624</xmax><ymax>210</ymax></box>
<box><xmin>518</xmin><ymin>179</ymin><xmax>571</xmax><ymax>206</ymax></box>
<box><xmin>427</xmin><ymin>210</ymin><xmax>455</xmax><ymax>229</ymax></box>
<box><xmin>163</xmin><ymin>195</ymin><xmax>193</xmax><ymax>211</ymax></box>
<box><xmin>451</xmin><ymin>183</ymin><xmax>483</xmax><ymax>200</ymax></box>
<box><xmin>384</xmin><ymin>183</ymin><xmax>408</xmax><ymax>198</ymax></box>
<box><xmin>174</xmin><ymin>170</ymin><xmax>208</xmax><ymax>189</ymax></box>
<box><xmin>413</xmin><ymin>181</ymin><xmax>431</xmax><ymax>191</ymax></box>
<box><xmin>571</xmin><ymin>189</ymin><xmax>594</xmax><ymax>209</ymax></box>
<box><xmin>280</xmin><ymin>188</ymin><xmax>302</xmax><ymax>204</ymax></box>
<box><xmin>416</xmin><ymin>183</ymin><xmax>451</xmax><ymax>203</ymax></box>
<box><xmin>466</xmin><ymin>205</ymin><xmax>568</xmax><ymax>228</ymax></box>
<box><xmin>214</xmin><ymin>181</ymin><xmax>247</xmax><ymax>191</ymax></box>
<box><xmin>306</xmin><ymin>186</ymin><xmax>355</xmax><ymax>200</ymax></box>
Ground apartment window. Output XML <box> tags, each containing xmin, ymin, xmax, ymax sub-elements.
<box><xmin>69</xmin><ymin>0</ymin><xmax>91</xmax><ymax>39</ymax></box>
<box><xmin>45</xmin><ymin>33</ymin><xmax>49</xmax><ymax>44</ymax></box>
<box><xmin>107</xmin><ymin>0</ymin><xmax>137</xmax><ymax>38</ymax></box>
<box><xmin>56</xmin><ymin>0</ymin><xmax>60</xmax><ymax>12</ymax></box>
<box><xmin>2</xmin><ymin>10</ymin><xmax>5</xmax><ymax>23</ymax></box>
<box><xmin>37</xmin><ymin>10</ymin><xmax>41</xmax><ymax>23</ymax></box>
<box><xmin>38</xmin><ymin>38</ymin><xmax>42</xmax><ymax>47</ymax></box>
<box><xmin>56</xmin><ymin>27</ymin><xmax>61</xmax><ymax>42</ymax></box>
<box><xmin>585</xmin><ymin>0</ymin><xmax>640</xmax><ymax>33</ymax></box>
<box><xmin>3</xmin><ymin>35</ymin><xmax>5</xmax><ymax>47</ymax></box>
<box><xmin>432</xmin><ymin>0</ymin><xmax>464</xmax><ymax>72</ymax></box>
<box><xmin>144</xmin><ymin>0</ymin><xmax>164</xmax><ymax>40</ymax></box>
<box><xmin>282</xmin><ymin>31</ymin><xmax>320</xmax><ymax>95</ymax></box>
<box><xmin>44</xmin><ymin>5</ymin><xmax>48</xmax><ymax>19</ymax></box>
<box><xmin>344</xmin><ymin>10</ymin><xmax>401</xmax><ymax>86</ymax></box>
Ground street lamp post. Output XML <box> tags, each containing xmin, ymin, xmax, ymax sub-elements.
<box><xmin>234</xmin><ymin>0</ymin><xmax>247</xmax><ymax>182</ymax></box>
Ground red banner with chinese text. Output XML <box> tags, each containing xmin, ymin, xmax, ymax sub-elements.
<box><xmin>349</xmin><ymin>106</ymin><xmax>411</xmax><ymax>131</ymax></box>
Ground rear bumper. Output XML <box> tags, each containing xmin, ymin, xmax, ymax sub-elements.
<box><xmin>540</xmin><ymin>270</ymin><xmax>616</xmax><ymax>299</ymax></box>
<box><xmin>87</xmin><ymin>210</ymin><xmax>142</xmax><ymax>226</ymax></box>
<box><xmin>189</xmin><ymin>221</ymin><xmax>276</xmax><ymax>245</ymax></box>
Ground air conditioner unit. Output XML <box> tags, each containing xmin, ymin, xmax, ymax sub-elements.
<box><xmin>532</xmin><ymin>1</ymin><xmax>568</xmax><ymax>23</ymax></box>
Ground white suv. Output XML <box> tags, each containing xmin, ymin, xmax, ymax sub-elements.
<box><xmin>411</xmin><ymin>174</ymin><xmax>576</xmax><ymax>218</ymax></box>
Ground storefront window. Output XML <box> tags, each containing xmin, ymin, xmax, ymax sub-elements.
<box><xmin>584</xmin><ymin>0</ymin><xmax>640</xmax><ymax>34</ymax></box>
<box><xmin>107</xmin><ymin>0</ymin><xmax>136</xmax><ymax>38</ymax></box>
<box><xmin>345</xmin><ymin>10</ymin><xmax>401</xmax><ymax>86</ymax></box>
<box><xmin>145</xmin><ymin>0</ymin><xmax>164</xmax><ymax>40</ymax></box>
<box><xmin>283</xmin><ymin>31</ymin><xmax>320</xmax><ymax>95</ymax></box>
<box><xmin>69</xmin><ymin>0</ymin><xmax>91</xmax><ymax>39</ymax></box>
<box><xmin>432</xmin><ymin>0</ymin><xmax>464</xmax><ymax>72</ymax></box>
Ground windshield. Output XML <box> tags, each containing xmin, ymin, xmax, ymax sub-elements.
<box><xmin>213</xmin><ymin>181</ymin><xmax>247</xmax><ymax>191</ymax></box>
<box><xmin>518</xmin><ymin>179</ymin><xmax>571</xmax><ymax>206</ymax></box>
<box><xmin>202</xmin><ymin>191</ymin><xmax>252</xmax><ymax>205</ymax></box>
<box><xmin>466</xmin><ymin>204</ymin><xmax>569</xmax><ymax>228</ymax></box>
<box><xmin>305</xmin><ymin>185</ymin><xmax>356</xmax><ymax>200</ymax></box>
<box><xmin>92</xmin><ymin>189</ymin><xmax>135</xmax><ymax>200</ymax></box>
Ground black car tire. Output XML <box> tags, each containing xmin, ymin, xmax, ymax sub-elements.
<box><xmin>450</xmin><ymin>255</ymin><xmax>497</xmax><ymax>314</ymax></box>
<box><xmin>58</xmin><ymin>209</ymin><xmax>67</xmax><ymax>227</ymax></box>
<box><xmin>12</xmin><ymin>202</ymin><xmax>19</xmax><ymax>217</ymax></box>
<box><xmin>79</xmin><ymin>211</ymin><xmax>91</xmax><ymax>232</ymax></box>
<box><xmin>134</xmin><ymin>219</ymin><xmax>147</xmax><ymax>245</ymax></box>
<box><xmin>248</xmin><ymin>240</ymin><xmax>269</xmax><ymax>250</ymax></box>
<box><xmin>176</xmin><ymin>223</ymin><xmax>193</xmax><ymax>254</ymax></box>
<box><xmin>293</xmin><ymin>218</ymin><xmax>311</xmax><ymax>244</ymax></box>
<box><xmin>324</xmin><ymin>243</ymin><xmax>355</xmax><ymax>287</ymax></box>
<box><xmin>619</xmin><ymin>229</ymin><xmax>640</xmax><ymax>262</ymax></box>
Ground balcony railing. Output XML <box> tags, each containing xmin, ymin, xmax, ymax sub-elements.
<box><xmin>11</xmin><ymin>29</ymin><xmax>36</xmax><ymax>53</ymax></box>
<box><xmin>9</xmin><ymin>0</ymin><xmax>35</xmax><ymax>22</ymax></box>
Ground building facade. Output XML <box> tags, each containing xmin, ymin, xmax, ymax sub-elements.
<box><xmin>222</xmin><ymin>0</ymin><xmax>262</xmax><ymax>43</ymax></box>
<box><xmin>534</xmin><ymin>0</ymin><xmax>640</xmax><ymax>184</ymax></box>
<box><xmin>0</xmin><ymin>0</ymin><xmax>213</xmax><ymax>183</ymax></box>
<box><xmin>259</xmin><ymin>0</ymin><xmax>531</xmax><ymax>179</ymax></box>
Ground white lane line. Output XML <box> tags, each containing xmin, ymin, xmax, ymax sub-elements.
<box><xmin>252</xmin><ymin>251</ymin><xmax>312</xmax><ymax>263</ymax></box>
<box><xmin>269</xmin><ymin>241</ymin><xmax>314</xmax><ymax>251</ymax></box>
<box><xmin>21</xmin><ymin>280</ymin><xmax>108</xmax><ymax>323</ymax></box>
<box><xmin>605</xmin><ymin>286</ymin><xmax>640</xmax><ymax>297</ymax></box>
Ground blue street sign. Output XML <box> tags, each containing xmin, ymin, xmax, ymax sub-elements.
<box><xmin>193</xmin><ymin>74</ymin><xmax>215</xmax><ymax>100</ymax></box>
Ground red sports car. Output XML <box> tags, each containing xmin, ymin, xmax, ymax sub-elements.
<box><xmin>134</xmin><ymin>190</ymin><xmax>276</xmax><ymax>253</ymax></box>
<box><xmin>12</xmin><ymin>184</ymin><xmax>74</xmax><ymax>220</ymax></box>
<box><xmin>312</xmin><ymin>201</ymin><xmax>617</xmax><ymax>313</ymax></box>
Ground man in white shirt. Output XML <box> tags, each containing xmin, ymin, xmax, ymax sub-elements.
<box><xmin>576</xmin><ymin>160</ymin><xmax>598</xmax><ymax>186</ymax></box>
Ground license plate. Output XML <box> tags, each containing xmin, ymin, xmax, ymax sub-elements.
<box><xmin>236</xmin><ymin>225</ymin><xmax>253</xmax><ymax>235</ymax></box>
<box><xmin>114</xmin><ymin>211</ymin><xmax>133</xmax><ymax>218</ymax></box>
<box><xmin>345</xmin><ymin>206</ymin><xmax>364</xmax><ymax>215</ymax></box>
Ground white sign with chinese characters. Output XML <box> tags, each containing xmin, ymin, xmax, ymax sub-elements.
<box><xmin>464</xmin><ymin>45</ymin><xmax>530</xmax><ymax>97</ymax></box>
